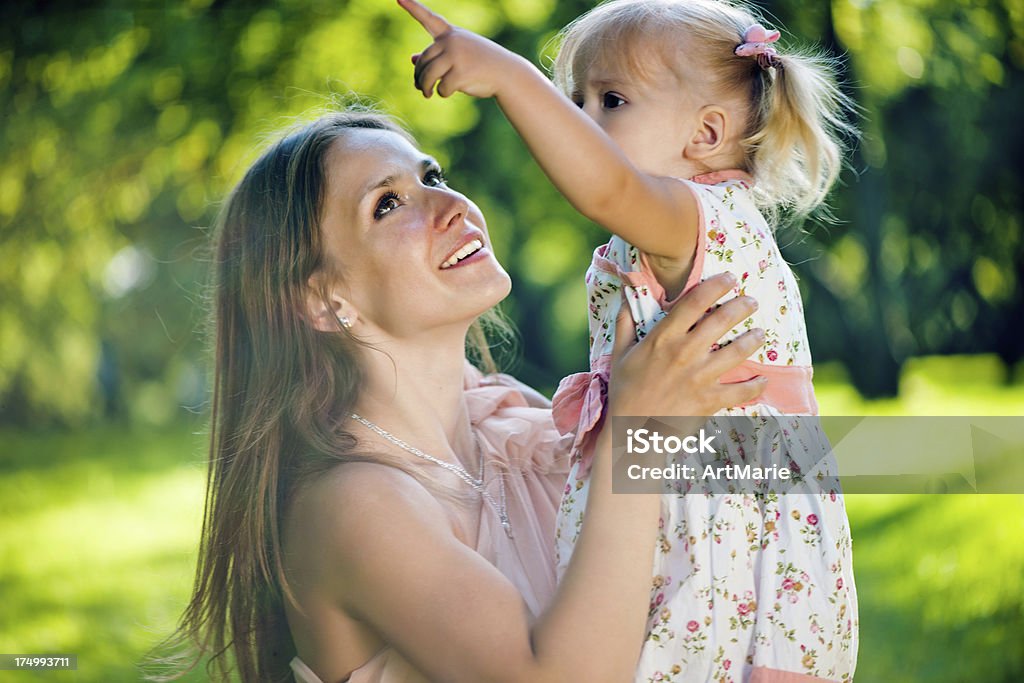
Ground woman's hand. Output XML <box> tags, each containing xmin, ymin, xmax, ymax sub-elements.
<box><xmin>609</xmin><ymin>272</ymin><xmax>766</xmax><ymax>418</ymax></box>
<box><xmin>398</xmin><ymin>0</ymin><xmax>528</xmax><ymax>99</ymax></box>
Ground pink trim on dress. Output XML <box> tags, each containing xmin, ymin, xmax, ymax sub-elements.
<box><xmin>640</xmin><ymin>177</ymin><xmax>709</xmax><ymax>307</ymax></box>
<box><xmin>720</xmin><ymin>360</ymin><xmax>819</xmax><ymax>415</ymax></box>
<box><xmin>691</xmin><ymin>169</ymin><xmax>754</xmax><ymax>186</ymax></box>
<box><xmin>551</xmin><ymin>355</ymin><xmax>612</xmax><ymax>479</ymax></box>
<box><xmin>750</xmin><ymin>666</ymin><xmax>842</xmax><ymax>683</ymax></box>
<box><xmin>590</xmin><ymin>243</ymin><xmax>620</xmax><ymax>278</ymax></box>
<box><xmin>593</xmin><ymin>171</ymin><xmax>754</xmax><ymax>309</ymax></box>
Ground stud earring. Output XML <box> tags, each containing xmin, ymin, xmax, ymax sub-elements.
<box><xmin>338</xmin><ymin>315</ymin><xmax>352</xmax><ymax>329</ymax></box>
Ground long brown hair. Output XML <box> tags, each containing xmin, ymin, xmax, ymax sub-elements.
<box><xmin>153</xmin><ymin>111</ymin><xmax>505</xmax><ymax>682</ymax></box>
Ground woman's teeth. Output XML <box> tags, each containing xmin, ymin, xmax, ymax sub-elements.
<box><xmin>441</xmin><ymin>239</ymin><xmax>483</xmax><ymax>269</ymax></box>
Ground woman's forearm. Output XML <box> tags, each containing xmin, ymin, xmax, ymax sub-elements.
<box><xmin>529</xmin><ymin>419</ymin><xmax>660</xmax><ymax>682</ymax></box>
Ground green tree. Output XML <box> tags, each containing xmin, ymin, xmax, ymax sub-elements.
<box><xmin>1</xmin><ymin>0</ymin><xmax>1021</xmax><ymax>422</ymax></box>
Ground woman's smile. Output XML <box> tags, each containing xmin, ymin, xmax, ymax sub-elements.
<box><xmin>439</xmin><ymin>233</ymin><xmax>486</xmax><ymax>269</ymax></box>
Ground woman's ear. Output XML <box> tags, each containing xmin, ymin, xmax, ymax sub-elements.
<box><xmin>304</xmin><ymin>275</ymin><xmax>358</xmax><ymax>332</ymax></box>
<box><xmin>683</xmin><ymin>106</ymin><xmax>728</xmax><ymax>160</ymax></box>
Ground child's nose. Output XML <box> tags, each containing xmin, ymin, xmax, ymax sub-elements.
<box><xmin>581</xmin><ymin>101</ymin><xmax>601</xmax><ymax>122</ymax></box>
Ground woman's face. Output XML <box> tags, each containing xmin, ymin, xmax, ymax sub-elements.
<box><xmin>318</xmin><ymin>128</ymin><xmax>511</xmax><ymax>338</ymax></box>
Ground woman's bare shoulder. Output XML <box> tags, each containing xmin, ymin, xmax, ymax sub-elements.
<box><xmin>291</xmin><ymin>462</ymin><xmax>449</xmax><ymax>553</ymax></box>
<box><xmin>307</xmin><ymin>460</ymin><xmax>435</xmax><ymax>502</ymax></box>
<box><xmin>285</xmin><ymin>459</ymin><xmax>536</xmax><ymax>683</ymax></box>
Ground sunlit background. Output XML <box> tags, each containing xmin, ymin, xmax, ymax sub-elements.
<box><xmin>1</xmin><ymin>0</ymin><xmax>1022</xmax><ymax>680</ymax></box>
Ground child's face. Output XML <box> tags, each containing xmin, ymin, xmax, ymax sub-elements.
<box><xmin>573</xmin><ymin>59</ymin><xmax>702</xmax><ymax>177</ymax></box>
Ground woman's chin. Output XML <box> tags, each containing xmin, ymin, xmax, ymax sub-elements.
<box><xmin>466</xmin><ymin>269</ymin><xmax>513</xmax><ymax>313</ymax></box>
<box><xmin>447</xmin><ymin>252</ymin><xmax>512</xmax><ymax>304</ymax></box>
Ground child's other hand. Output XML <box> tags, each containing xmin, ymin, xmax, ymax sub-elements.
<box><xmin>398</xmin><ymin>0</ymin><xmax>523</xmax><ymax>99</ymax></box>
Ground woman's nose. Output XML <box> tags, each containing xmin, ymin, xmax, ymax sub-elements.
<box><xmin>434</xmin><ymin>189</ymin><xmax>470</xmax><ymax>232</ymax></box>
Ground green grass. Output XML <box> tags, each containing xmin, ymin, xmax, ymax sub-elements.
<box><xmin>847</xmin><ymin>495</ymin><xmax>1024</xmax><ymax>682</ymax></box>
<box><xmin>0</xmin><ymin>424</ymin><xmax>210</xmax><ymax>682</ymax></box>
<box><xmin>1</xmin><ymin>355</ymin><xmax>1022</xmax><ymax>682</ymax></box>
<box><xmin>818</xmin><ymin>356</ymin><xmax>1024</xmax><ymax>681</ymax></box>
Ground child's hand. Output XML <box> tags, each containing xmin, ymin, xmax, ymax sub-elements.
<box><xmin>397</xmin><ymin>0</ymin><xmax>524</xmax><ymax>99</ymax></box>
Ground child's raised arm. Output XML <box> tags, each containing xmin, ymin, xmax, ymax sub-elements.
<box><xmin>397</xmin><ymin>0</ymin><xmax>697</xmax><ymax>261</ymax></box>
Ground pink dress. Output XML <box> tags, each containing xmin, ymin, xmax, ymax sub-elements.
<box><xmin>552</xmin><ymin>171</ymin><xmax>858</xmax><ymax>682</ymax></box>
<box><xmin>290</xmin><ymin>366</ymin><xmax>572</xmax><ymax>683</ymax></box>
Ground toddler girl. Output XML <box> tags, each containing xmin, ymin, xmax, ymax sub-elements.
<box><xmin>400</xmin><ymin>0</ymin><xmax>858</xmax><ymax>680</ymax></box>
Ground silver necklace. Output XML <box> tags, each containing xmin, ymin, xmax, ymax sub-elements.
<box><xmin>350</xmin><ymin>413</ymin><xmax>512</xmax><ymax>538</ymax></box>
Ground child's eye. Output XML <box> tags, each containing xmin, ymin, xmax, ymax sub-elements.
<box><xmin>424</xmin><ymin>168</ymin><xmax>447</xmax><ymax>187</ymax></box>
<box><xmin>374</xmin><ymin>191</ymin><xmax>401</xmax><ymax>220</ymax></box>
<box><xmin>571</xmin><ymin>91</ymin><xmax>584</xmax><ymax>108</ymax></box>
<box><xmin>602</xmin><ymin>92</ymin><xmax>626</xmax><ymax>109</ymax></box>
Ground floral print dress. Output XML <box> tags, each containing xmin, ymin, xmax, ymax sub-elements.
<box><xmin>551</xmin><ymin>171</ymin><xmax>858</xmax><ymax>682</ymax></box>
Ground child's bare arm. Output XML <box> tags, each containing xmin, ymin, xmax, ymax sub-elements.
<box><xmin>397</xmin><ymin>0</ymin><xmax>697</xmax><ymax>260</ymax></box>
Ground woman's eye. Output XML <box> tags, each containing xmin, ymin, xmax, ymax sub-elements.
<box><xmin>424</xmin><ymin>168</ymin><xmax>447</xmax><ymax>187</ymax></box>
<box><xmin>374</xmin><ymin>192</ymin><xmax>400</xmax><ymax>220</ymax></box>
<box><xmin>602</xmin><ymin>92</ymin><xmax>626</xmax><ymax>109</ymax></box>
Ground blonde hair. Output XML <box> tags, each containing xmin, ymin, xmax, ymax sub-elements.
<box><xmin>552</xmin><ymin>0</ymin><xmax>857</xmax><ymax>222</ymax></box>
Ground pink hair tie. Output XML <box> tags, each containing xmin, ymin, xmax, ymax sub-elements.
<box><xmin>735</xmin><ymin>23</ymin><xmax>781</xmax><ymax>70</ymax></box>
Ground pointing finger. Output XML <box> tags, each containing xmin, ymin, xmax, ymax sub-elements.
<box><xmin>397</xmin><ymin>0</ymin><xmax>452</xmax><ymax>38</ymax></box>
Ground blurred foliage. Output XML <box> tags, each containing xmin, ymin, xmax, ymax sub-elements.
<box><xmin>0</xmin><ymin>0</ymin><xmax>1021</xmax><ymax>423</ymax></box>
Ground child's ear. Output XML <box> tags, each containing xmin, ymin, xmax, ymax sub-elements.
<box><xmin>304</xmin><ymin>275</ymin><xmax>358</xmax><ymax>332</ymax></box>
<box><xmin>684</xmin><ymin>106</ymin><xmax>728</xmax><ymax>160</ymax></box>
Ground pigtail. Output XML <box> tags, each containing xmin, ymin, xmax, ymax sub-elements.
<box><xmin>744</xmin><ymin>50</ymin><xmax>857</xmax><ymax>223</ymax></box>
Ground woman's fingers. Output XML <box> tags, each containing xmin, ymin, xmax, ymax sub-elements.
<box><xmin>703</xmin><ymin>328</ymin><xmax>765</xmax><ymax>379</ymax></box>
<box><xmin>607</xmin><ymin>272</ymin><xmax>768</xmax><ymax>418</ymax></box>
<box><xmin>715</xmin><ymin>374</ymin><xmax>768</xmax><ymax>408</ymax></box>
<box><xmin>687</xmin><ymin>295</ymin><xmax>757</xmax><ymax>351</ymax></box>
<box><xmin>649</xmin><ymin>273</ymin><xmax>736</xmax><ymax>345</ymax></box>
<box><xmin>396</xmin><ymin>0</ymin><xmax>452</xmax><ymax>38</ymax></box>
